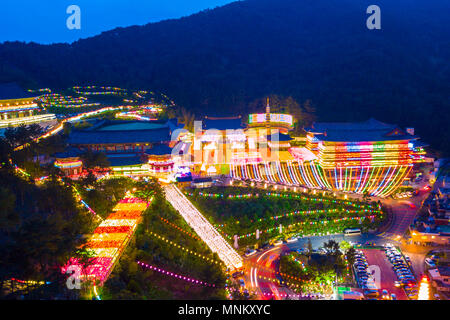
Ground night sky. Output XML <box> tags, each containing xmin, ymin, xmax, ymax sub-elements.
<box><xmin>0</xmin><ymin>0</ymin><xmax>235</xmax><ymax>44</ymax></box>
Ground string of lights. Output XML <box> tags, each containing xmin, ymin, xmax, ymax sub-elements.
<box><xmin>186</xmin><ymin>191</ymin><xmax>373</xmax><ymax>208</ymax></box>
<box><xmin>159</xmin><ymin>217</ymin><xmax>201</xmax><ymax>241</ymax></box>
<box><xmin>218</xmin><ymin>215</ymin><xmax>377</xmax><ymax>239</ymax></box>
<box><xmin>231</xmin><ymin>161</ymin><xmax>412</xmax><ymax>198</ymax></box>
<box><xmin>214</xmin><ymin>208</ymin><xmax>381</xmax><ymax>228</ymax></box>
<box><xmin>13</xmin><ymin>165</ymin><xmax>100</xmax><ymax>217</ymax></box>
<box><xmin>147</xmin><ymin>231</ymin><xmax>223</xmax><ymax>265</ymax></box>
<box><xmin>137</xmin><ymin>261</ymin><xmax>216</xmax><ymax>287</ymax></box>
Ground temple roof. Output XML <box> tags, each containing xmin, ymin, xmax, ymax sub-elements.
<box><xmin>306</xmin><ymin>118</ymin><xmax>393</xmax><ymax>132</ymax></box>
<box><xmin>53</xmin><ymin>147</ymin><xmax>83</xmax><ymax>158</ymax></box>
<box><xmin>177</xmin><ymin>175</ymin><xmax>193</xmax><ymax>182</ymax></box>
<box><xmin>106</xmin><ymin>155</ymin><xmax>145</xmax><ymax>167</ymax></box>
<box><xmin>203</xmin><ymin>116</ymin><xmax>244</xmax><ymax>131</ymax></box>
<box><xmin>68</xmin><ymin>126</ymin><xmax>171</xmax><ymax>145</ymax></box>
<box><xmin>267</xmin><ymin>132</ymin><xmax>293</xmax><ymax>141</ymax></box>
<box><xmin>0</xmin><ymin>83</ymin><xmax>37</xmax><ymax>100</ymax></box>
<box><xmin>305</xmin><ymin>118</ymin><xmax>418</xmax><ymax>142</ymax></box>
<box><xmin>145</xmin><ymin>143</ymin><xmax>172</xmax><ymax>156</ymax></box>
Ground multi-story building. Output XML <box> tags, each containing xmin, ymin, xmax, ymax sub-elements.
<box><xmin>0</xmin><ymin>83</ymin><xmax>55</xmax><ymax>128</ymax></box>
<box><xmin>55</xmin><ymin>119</ymin><xmax>182</xmax><ymax>177</ymax></box>
<box><xmin>302</xmin><ymin>118</ymin><xmax>425</xmax><ymax>196</ymax></box>
<box><xmin>231</xmin><ymin>118</ymin><xmax>426</xmax><ymax>197</ymax></box>
<box><xmin>428</xmin><ymin>266</ymin><xmax>450</xmax><ymax>294</ymax></box>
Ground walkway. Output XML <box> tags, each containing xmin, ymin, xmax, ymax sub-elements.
<box><xmin>63</xmin><ymin>198</ymin><xmax>148</xmax><ymax>284</ymax></box>
<box><xmin>164</xmin><ymin>184</ymin><xmax>243</xmax><ymax>270</ymax></box>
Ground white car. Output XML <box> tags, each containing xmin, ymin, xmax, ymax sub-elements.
<box><xmin>274</xmin><ymin>239</ymin><xmax>283</xmax><ymax>246</ymax></box>
<box><xmin>286</xmin><ymin>237</ymin><xmax>298</xmax><ymax>243</ymax></box>
<box><xmin>425</xmin><ymin>258</ymin><xmax>436</xmax><ymax>267</ymax></box>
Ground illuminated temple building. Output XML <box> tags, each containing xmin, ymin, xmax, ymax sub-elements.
<box><xmin>193</xmin><ymin>101</ymin><xmax>296</xmax><ymax>174</ymax></box>
<box><xmin>55</xmin><ymin>119</ymin><xmax>182</xmax><ymax>177</ymax></box>
<box><xmin>0</xmin><ymin>83</ymin><xmax>55</xmax><ymax>128</ymax></box>
<box><xmin>53</xmin><ymin>148</ymin><xmax>84</xmax><ymax>176</ymax></box>
<box><xmin>231</xmin><ymin>118</ymin><xmax>426</xmax><ymax>197</ymax></box>
<box><xmin>52</xmin><ymin>101</ymin><xmax>426</xmax><ymax>197</ymax></box>
<box><xmin>145</xmin><ymin>144</ymin><xmax>174</xmax><ymax>177</ymax></box>
<box><xmin>193</xmin><ymin>116</ymin><xmax>247</xmax><ymax>174</ymax></box>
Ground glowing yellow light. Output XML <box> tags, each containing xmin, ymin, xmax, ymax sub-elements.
<box><xmin>418</xmin><ymin>276</ymin><xmax>430</xmax><ymax>300</ymax></box>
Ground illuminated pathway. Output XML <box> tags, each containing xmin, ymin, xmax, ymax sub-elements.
<box><xmin>164</xmin><ymin>184</ymin><xmax>243</xmax><ymax>270</ymax></box>
<box><xmin>62</xmin><ymin>198</ymin><xmax>148</xmax><ymax>284</ymax></box>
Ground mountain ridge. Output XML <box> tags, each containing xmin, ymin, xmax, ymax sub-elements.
<box><xmin>0</xmin><ymin>0</ymin><xmax>449</xmax><ymax>153</ymax></box>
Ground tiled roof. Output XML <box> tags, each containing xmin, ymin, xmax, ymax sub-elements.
<box><xmin>68</xmin><ymin>127</ymin><xmax>171</xmax><ymax>145</ymax></box>
<box><xmin>203</xmin><ymin>116</ymin><xmax>244</xmax><ymax>131</ymax></box>
<box><xmin>145</xmin><ymin>144</ymin><xmax>172</xmax><ymax>155</ymax></box>
<box><xmin>53</xmin><ymin>147</ymin><xmax>83</xmax><ymax>158</ymax></box>
<box><xmin>307</xmin><ymin>118</ymin><xmax>394</xmax><ymax>132</ymax></box>
<box><xmin>106</xmin><ymin>155</ymin><xmax>145</xmax><ymax>167</ymax></box>
<box><xmin>305</xmin><ymin>118</ymin><xmax>418</xmax><ymax>142</ymax></box>
<box><xmin>177</xmin><ymin>175</ymin><xmax>193</xmax><ymax>182</ymax></box>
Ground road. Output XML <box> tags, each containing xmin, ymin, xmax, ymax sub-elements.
<box><xmin>242</xmin><ymin>234</ymin><xmax>377</xmax><ymax>300</ymax></box>
<box><xmin>362</xmin><ymin>249</ymin><xmax>408</xmax><ymax>300</ymax></box>
<box><xmin>244</xmin><ymin>245</ymin><xmax>306</xmax><ymax>300</ymax></box>
<box><xmin>241</xmin><ymin>229</ymin><xmax>428</xmax><ymax>299</ymax></box>
<box><xmin>214</xmin><ymin>171</ymin><xmax>437</xmax><ymax>299</ymax></box>
<box><xmin>235</xmin><ymin>189</ymin><xmax>428</xmax><ymax>300</ymax></box>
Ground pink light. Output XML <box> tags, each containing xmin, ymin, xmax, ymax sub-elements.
<box><xmin>137</xmin><ymin>260</ymin><xmax>216</xmax><ymax>288</ymax></box>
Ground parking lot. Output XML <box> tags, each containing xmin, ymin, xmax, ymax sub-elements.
<box><xmin>361</xmin><ymin>248</ymin><xmax>410</xmax><ymax>300</ymax></box>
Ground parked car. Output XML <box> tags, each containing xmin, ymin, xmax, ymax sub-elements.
<box><xmin>425</xmin><ymin>258</ymin><xmax>436</xmax><ymax>267</ymax></box>
<box><xmin>356</xmin><ymin>264</ymin><xmax>368</xmax><ymax>269</ymax></box>
<box><xmin>363</xmin><ymin>289</ymin><xmax>379</xmax><ymax>298</ymax></box>
<box><xmin>390</xmin><ymin>293</ymin><xmax>397</xmax><ymax>300</ymax></box>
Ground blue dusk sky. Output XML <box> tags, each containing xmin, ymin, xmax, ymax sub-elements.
<box><xmin>0</xmin><ymin>0</ymin><xmax>235</xmax><ymax>44</ymax></box>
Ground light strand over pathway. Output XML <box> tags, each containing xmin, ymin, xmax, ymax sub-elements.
<box><xmin>164</xmin><ymin>184</ymin><xmax>243</xmax><ymax>270</ymax></box>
